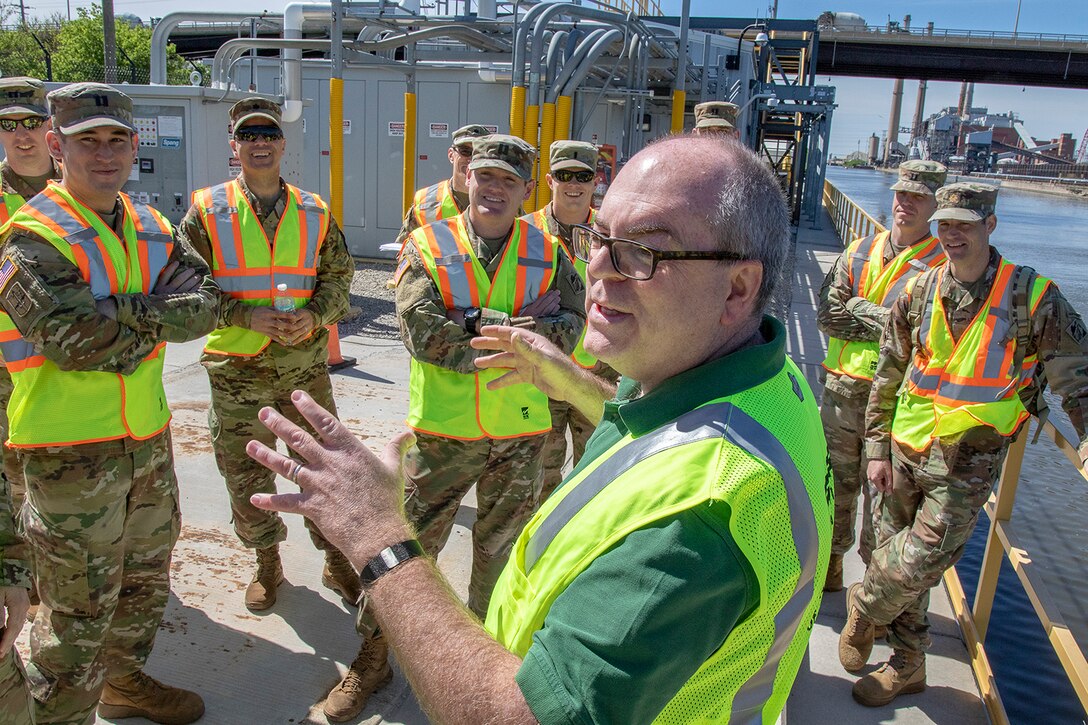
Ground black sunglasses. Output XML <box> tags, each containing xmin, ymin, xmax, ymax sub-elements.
<box><xmin>234</xmin><ymin>126</ymin><xmax>283</xmax><ymax>143</ymax></box>
<box><xmin>571</xmin><ymin>224</ymin><xmax>748</xmax><ymax>281</ymax></box>
<box><xmin>554</xmin><ymin>169</ymin><xmax>594</xmax><ymax>184</ymax></box>
<box><xmin>0</xmin><ymin>117</ymin><xmax>46</xmax><ymax>132</ymax></box>
<box><xmin>452</xmin><ymin>144</ymin><xmax>473</xmax><ymax>157</ymax></box>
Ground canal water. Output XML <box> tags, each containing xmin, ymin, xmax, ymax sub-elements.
<box><xmin>825</xmin><ymin>166</ymin><xmax>1088</xmax><ymax>724</ymax></box>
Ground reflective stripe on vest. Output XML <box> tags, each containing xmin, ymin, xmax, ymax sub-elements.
<box><xmin>406</xmin><ymin>213</ymin><xmax>559</xmax><ymax>439</ymax></box>
<box><xmin>6</xmin><ymin>184</ymin><xmax>173</xmax><ymax>446</ymax></box>
<box><xmin>486</xmin><ymin>358</ymin><xmax>831</xmax><ymax>723</ymax></box>
<box><xmin>893</xmin><ymin>259</ymin><xmax>1051</xmax><ymax>450</ymax></box>
<box><xmin>0</xmin><ymin>192</ymin><xmax>26</xmax><ymax>369</ymax></box>
<box><xmin>412</xmin><ymin>180</ymin><xmax>460</xmax><ymax>227</ymax></box>
<box><xmin>194</xmin><ymin>180</ymin><xmax>329</xmax><ymax>356</ymax></box>
<box><xmin>822</xmin><ymin>232</ymin><xmax>945</xmax><ymax>382</ymax></box>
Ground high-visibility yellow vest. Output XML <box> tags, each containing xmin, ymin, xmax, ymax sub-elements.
<box><xmin>524</xmin><ymin>205</ymin><xmax>598</xmax><ymax>368</ymax></box>
<box><xmin>412</xmin><ymin>179</ymin><xmax>461</xmax><ymax>228</ymax></box>
<box><xmin>192</xmin><ymin>180</ymin><xmax>329</xmax><ymax>356</ymax></box>
<box><xmin>407</xmin><ymin>212</ymin><xmax>560</xmax><ymax>439</ymax></box>
<box><xmin>0</xmin><ymin>192</ymin><xmax>27</xmax><ymax>370</ymax></box>
<box><xmin>823</xmin><ymin>231</ymin><xmax>945</xmax><ymax>382</ymax></box>
<box><xmin>486</xmin><ymin>356</ymin><xmax>831</xmax><ymax>723</ymax></box>
<box><xmin>4</xmin><ymin>183</ymin><xmax>174</xmax><ymax>447</ymax></box>
<box><xmin>0</xmin><ymin>192</ymin><xmax>21</xmax><ymax>228</ymax></box>
<box><xmin>892</xmin><ymin>259</ymin><xmax>1051</xmax><ymax>451</ymax></box>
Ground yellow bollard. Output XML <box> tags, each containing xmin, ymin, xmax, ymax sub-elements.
<box><xmin>328</xmin><ymin>77</ymin><xmax>345</xmax><ymax>223</ymax></box>
<box><xmin>670</xmin><ymin>89</ymin><xmax>686</xmax><ymax>134</ymax></box>
<box><xmin>403</xmin><ymin>92</ymin><xmax>417</xmax><ymax>215</ymax></box>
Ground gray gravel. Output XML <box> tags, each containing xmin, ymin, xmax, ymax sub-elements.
<box><xmin>340</xmin><ymin>260</ymin><xmax>399</xmax><ymax>339</ymax></box>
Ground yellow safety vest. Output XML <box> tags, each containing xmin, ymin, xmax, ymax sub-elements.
<box><xmin>487</xmin><ymin>357</ymin><xmax>831</xmax><ymax>723</ymax></box>
<box><xmin>412</xmin><ymin>179</ymin><xmax>461</xmax><ymax>228</ymax></box>
<box><xmin>0</xmin><ymin>192</ymin><xmax>21</xmax><ymax>228</ymax></box>
<box><xmin>4</xmin><ymin>183</ymin><xmax>174</xmax><ymax>447</ymax></box>
<box><xmin>892</xmin><ymin>259</ymin><xmax>1051</xmax><ymax>451</ymax></box>
<box><xmin>823</xmin><ymin>231</ymin><xmax>945</xmax><ymax>381</ymax></box>
<box><xmin>192</xmin><ymin>180</ymin><xmax>329</xmax><ymax>356</ymax></box>
<box><xmin>407</xmin><ymin>212</ymin><xmax>560</xmax><ymax>439</ymax></box>
<box><xmin>524</xmin><ymin>205</ymin><xmax>598</xmax><ymax>368</ymax></box>
<box><xmin>0</xmin><ymin>192</ymin><xmax>27</xmax><ymax>370</ymax></box>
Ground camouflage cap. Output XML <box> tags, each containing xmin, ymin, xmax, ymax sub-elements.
<box><xmin>0</xmin><ymin>77</ymin><xmax>48</xmax><ymax>118</ymax></box>
<box><xmin>890</xmin><ymin>159</ymin><xmax>948</xmax><ymax>196</ymax></box>
<box><xmin>469</xmin><ymin>134</ymin><xmax>536</xmax><ymax>182</ymax></box>
<box><xmin>694</xmin><ymin>101</ymin><xmax>739</xmax><ymax>129</ymax></box>
<box><xmin>48</xmin><ymin>82</ymin><xmax>135</xmax><ymax>134</ymax></box>
<box><xmin>549</xmin><ymin>140</ymin><xmax>598</xmax><ymax>172</ymax></box>
<box><xmin>230</xmin><ymin>97</ymin><xmax>282</xmax><ymax>130</ymax></box>
<box><xmin>452</xmin><ymin>124</ymin><xmax>490</xmax><ymax>146</ymax></box>
<box><xmin>930</xmin><ymin>182</ymin><xmax>999</xmax><ymax>222</ymax></box>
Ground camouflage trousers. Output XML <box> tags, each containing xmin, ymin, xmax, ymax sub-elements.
<box><xmin>0</xmin><ymin>648</ymin><xmax>33</xmax><ymax>725</ymax></box>
<box><xmin>356</xmin><ymin>430</ymin><xmax>546</xmax><ymax>637</ymax></box>
<box><xmin>207</xmin><ymin>361</ymin><xmax>340</xmax><ymax>555</ymax></box>
<box><xmin>20</xmin><ymin>431</ymin><xmax>180</xmax><ymax>725</ymax></box>
<box><xmin>540</xmin><ymin>398</ymin><xmax>596</xmax><ymax>502</ymax></box>
<box><xmin>821</xmin><ymin>388</ymin><xmax>877</xmax><ymax>564</ymax></box>
<box><xmin>856</xmin><ymin>448</ymin><xmax>1004</xmax><ymax>654</ymax></box>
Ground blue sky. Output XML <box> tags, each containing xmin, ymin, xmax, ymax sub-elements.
<box><xmin>27</xmin><ymin>0</ymin><xmax>1088</xmax><ymax>156</ymax></box>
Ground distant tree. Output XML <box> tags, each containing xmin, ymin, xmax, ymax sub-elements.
<box><xmin>0</xmin><ymin>8</ymin><xmax>63</xmax><ymax>80</ymax></box>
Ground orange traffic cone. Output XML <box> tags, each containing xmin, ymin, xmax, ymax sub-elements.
<box><xmin>326</xmin><ymin>324</ymin><xmax>356</xmax><ymax>372</ymax></box>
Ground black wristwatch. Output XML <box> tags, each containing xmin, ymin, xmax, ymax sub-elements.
<box><xmin>359</xmin><ymin>539</ymin><xmax>425</xmax><ymax>587</ymax></box>
<box><xmin>464</xmin><ymin>306</ymin><xmax>482</xmax><ymax>336</ymax></box>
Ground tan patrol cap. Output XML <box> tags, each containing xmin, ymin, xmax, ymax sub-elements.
<box><xmin>694</xmin><ymin>101</ymin><xmax>739</xmax><ymax>130</ymax></box>
<box><xmin>48</xmin><ymin>82</ymin><xmax>135</xmax><ymax>134</ymax></box>
<box><xmin>452</xmin><ymin>124</ymin><xmax>490</xmax><ymax>146</ymax></box>
<box><xmin>0</xmin><ymin>77</ymin><xmax>48</xmax><ymax>118</ymax></box>
<box><xmin>930</xmin><ymin>182</ymin><xmax>999</xmax><ymax>223</ymax></box>
<box><xmin>890</xmin><ymin>160</ymin><xmax>948</xmax><ymax>196</ymax></box>
<box><xmin>549</xmin><ymin>140</ymin><xmax>597</xmax><ymax>172</ymax></box>
<box><xmin>230</xmin><ymin>97</ymin><xmax>282</xmax><ymax>129</ymax></box>
<box><xmin>469</xmin><ymin>134</ymin><xmax>536</xmax><ymax>182</ymax></box>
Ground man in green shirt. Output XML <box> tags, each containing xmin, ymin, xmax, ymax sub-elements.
<box><xmin>245</xmin><ymin>135</ymin><xmax>832</xmax><ymax>723</ymax></box>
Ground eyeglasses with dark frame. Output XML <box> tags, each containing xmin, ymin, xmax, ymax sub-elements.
<box><xmin>571</xmin><ymin>224</ymin><xmax>748</xmax><ymax>281</ymax></box>
<box><xmin>553</xmin><ymin>169</ymin><xmax>595</xmax><ymax>184</ymax></box>
<box><xmin>234</xmin><ymin>127</ymin><xmax>284</xmax><ymax>143</ymax></box>
<box><xmin>452</xmin><ymin>144</ymin><xmax>473</xmax><ymax>157</ymax></box>
<box><xmin>0</xmin><ymin>117</ymin><xmax>46</xmax><ymax>133</ymax></box>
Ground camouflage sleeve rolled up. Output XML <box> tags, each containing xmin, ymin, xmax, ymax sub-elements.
<box><xmin>1028</xmin><ymin>284</ymin><xmax>1088</xmax><ymax>459</ymax></box>
<box><xmin>110</xmin><ymin>231</ymin><xmax>219</xmax><ymax>343</ymax></box>
<box><xmin>817</xmin><ymin>250</ymin><xmax>883</xmax><ymax>342</ymax></box>
<box><xmin>864</xmin><ymin>289</ymin><xmax>914</xmax><ymax>461</ymax></box>
<box><xmin>299</xmin><ymin>218</ymin><xmax>352</xmax><ymax>328</ymax></box>
<box><xmin>0</xmin><ymin>231</ymin><xmax>161</xmax><ymax>375</ymax></box>
<box><xmin>177</xmin><ymin>203</ymin><xmax>252</xmax><ymax>330</ymax></box>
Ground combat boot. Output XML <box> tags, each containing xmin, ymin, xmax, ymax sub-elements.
<box><xmin>839</xmin><ymin>582</ymin><xmax>876</xmax><ymax>672</ymax></box>
<box><xmin>245</xmin><ymin>545</ymin><xmax>284</xmax><ymax>611</ymax></box>
<box><xmin>852</xmin><ymin>649</ymin><xmax>926</xmax><ymax>707</ymax></box>
<box><xmin>98</xmin><ymin>670</ymin><xmax>205</xmax><ymax>724</ymax></box>
<box><xmin>824</xmin><ymin>553</ymin><xmax>844</xmax><ymax>592</ymax></box>
<box><xmin>323</xmin><ymin>633</ymin><xmax>393</xmax><ymax>722</ymax></box>
<box><xmin>322</xmin><ymin>549</ymin><xmax>362</xmax><ymax>605</ymax></box>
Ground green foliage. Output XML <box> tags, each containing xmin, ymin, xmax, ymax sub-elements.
<box><xmin>0</xmin><ymin>9</ymin><xmax>63</xmax><ymax>79</ymax></box>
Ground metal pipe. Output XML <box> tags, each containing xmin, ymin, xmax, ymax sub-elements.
<box><xmin>545</xmin><ymin>30</ymin><xmax>569</xmax><ymax>89</ymax></box>
<box><xmin>354</xmin><ymin>24</ymin><xmax>510</xmax><ymax>54</ymax></box>
<box><xmin>152</xmin><ymin>12</ymin><xmax>280</xmax><ymax>85</ymax></box>
<box><xmin>284</xmin><ymin>3</ymin><xmax>340</xmax><ymax>123</ymax></box>
<box><xmin>212</xmin><ymin>38</ymin><xmax>331</xmax><ymax>91</ymax></box>
<box><xmin>548</xmin><ymin>28</ymin><xmax>615</xmax><ymax>102</ymax></box>
<box><xmin>403</xmin><ymin>90</ymin><xmax>417</xmax><ymax>214</ymax></box>
<box><xmin>674</xmin><ymin>0</ymin><xmax>690</xmax><ymax>94</ymax></box>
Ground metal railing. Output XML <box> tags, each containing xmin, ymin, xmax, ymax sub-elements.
<box><xmin>820</xmin><ymin>24</ymin><xmax>1088</xmax><ymax>50</ymax></box>
<box><xmin>580</xmin><ymin>0</ymin><xmax>662</xmax><ymax>15</ymax></box>
<box><xmin>822</xmin><ymin>178</ymin><xmax>1088</xmax><ymax>725</ymax></box>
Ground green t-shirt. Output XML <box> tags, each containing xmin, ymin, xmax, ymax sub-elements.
<box><xmin>515</xmin><ymin>316</ymin><xmax>788</xmax><ymax>724</ymax></box>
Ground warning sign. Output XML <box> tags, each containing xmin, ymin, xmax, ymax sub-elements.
<box><xmin>388</xmin><ymin>121</ymin><xmax>405</xmax><ymax>137</ymax></box>
<box><xmin>429</xmin><ymin>122</ymin><xmax>449</xmax><ymax>138</ymax></box>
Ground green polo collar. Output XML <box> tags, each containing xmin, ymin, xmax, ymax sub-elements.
<box><xmin>609</xmin><ymin>315</ymin><xmax>786</xmax><ymax>437</ymax></box>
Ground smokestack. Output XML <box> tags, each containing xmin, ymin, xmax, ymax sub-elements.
<box><xmin>912</xmin><ymin>80</ymin><xmax>927</xmax><ymax>140</ymax></box>
<box><xmin>957</xmin><ymin>81</ymin><xmax>969</xmax><ymax>118</ymax></box>
<box><xmin>884</xmin><ymin>78</ymin><xmax>904</xmax><ymax>166</ymax></box>
<box><xmin>964</xmin><ymin>82</ymin><xmax>975</xmax><ymax>116</ymax></box>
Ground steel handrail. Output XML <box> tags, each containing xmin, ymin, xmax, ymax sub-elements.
<box><xmin>822</xmin><ymin>178</ymin><xmax>1088</xmax><ymax>725</ymax></box>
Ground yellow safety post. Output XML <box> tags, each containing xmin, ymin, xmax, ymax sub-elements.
<box><xmin>510</xmin><ymin>86</ymin><xmax>526</xmax><ymax>140</ymax></box>
<box><xmin>328</xmin><ymin>77</ymin><xmax>345</xmax><ymax>223</ymax></box>
<box><xmin>670</xmin><ymin>89</ymin><xmax>686</xmax><ymax>134</ymax></box>
<box><xmin>535</xmin><ymin>101</ymin><xmax>556</xmax><ymax>210</ymax></box>
<box><xmin>555</xmin><ymin>95</ymin><xmax>573</xmax><ymax>143</ymax></box>
<box><xmin>403</xmin><ymin>91</ymin><xmax>417</xmax><ymax>215</ymax></box>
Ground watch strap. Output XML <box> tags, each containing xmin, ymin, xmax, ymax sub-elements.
<box><xmin>360</xmin><ymin>539</ymin><xmax>425</xmax><ymax>586</ymax></box>
<box><xmin>464</xmin><ymin>307</ymin><xmax>481</xmax><ymax>335</ymax></box>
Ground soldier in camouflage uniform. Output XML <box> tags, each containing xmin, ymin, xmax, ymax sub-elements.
<box><xmin>817</xmin><ymin>160</ymin><xmax>947</xmax><ymax>592</ymax></box>
<box><xmin>177</xmin><ymin>98</ymin><xmax>358</xmax><ymax>613</ymax></box>
<box><xmin>521</xmin><ymin>140</ymin><xmax>620</xmax><ymax>499</ymax></box>
<box><xmin>0</xmin><ymin>83</ymin><xmax>215</xmax><ymax>725</ymax></box>
<box><xmin>693</xmin><ymin>101</ymin><xmax>740</xmax><ymax>138</ymax></box>
<box><xmin>0</xmin><ymin>426</ymin><xmax>32</xmax><ymax>724</ymax></box>
<box><xmin>392</xmin><ymin>123</ymin><xmax>491</xmax><ymax>253</ymax></box>
<box><xmin>322</xmin><ymin>135</ymin><xmax>584</xmax><ymax>722</ymax></box>
<box><xmin>839</xmin><ymin>182</ymin><xmax>1088</xmax><ymax>707</ymax></box>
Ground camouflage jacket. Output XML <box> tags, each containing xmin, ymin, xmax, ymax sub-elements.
<box><xmin>392</xmin><ymin>181</ymin><xmax>469</xmax><ymax>250</ymax></box>
<box><xmin>1</xmin><ymin>159</ymin><xmax>61</xmax><ymax>201</ymax></box>
<box><xmin>178</xmin><ymin>176</ymin><xmax>354</xmax><ymax>371</ymax></box>
<box><xmin>395</xmin><ymin>214</ymin><xmax>586</xmax><ymax>375</ymax></box>
<box><xmin>865</xmin><ymin>247</ymin><xmax>1088</xmax><ymax>471</ymax></box>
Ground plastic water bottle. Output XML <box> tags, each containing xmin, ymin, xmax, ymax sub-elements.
<box><xmin>273</xmin><ymin>283</ymin><xmax>295</xmax><ymax>312</ymax></box>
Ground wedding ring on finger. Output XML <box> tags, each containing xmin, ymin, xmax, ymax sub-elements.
<box><xmin>289</xmin><ymin>461</ymin><xmax>305</xmax><ymax>484</ymax></box>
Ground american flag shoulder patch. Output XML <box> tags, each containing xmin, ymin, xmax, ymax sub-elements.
<box><xmin>0</xmin><ymin>257</ymin><xmax>18</xmax><ymax>294</ymax></box>
<box><xmin>392</xmin><ymin>255</ymin><xmax>411</xmax><ymax>286</ymax></box>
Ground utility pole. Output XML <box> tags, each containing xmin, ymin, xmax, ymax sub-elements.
<box><xmin>19</xmin><ymin>0</ymin><xmax>27</xmax><ymax>26</ymax></box>
<box><xmin>103</xmin><ymin>0</ymin><xmax>117</xmax><ymax>84</ymax></box>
